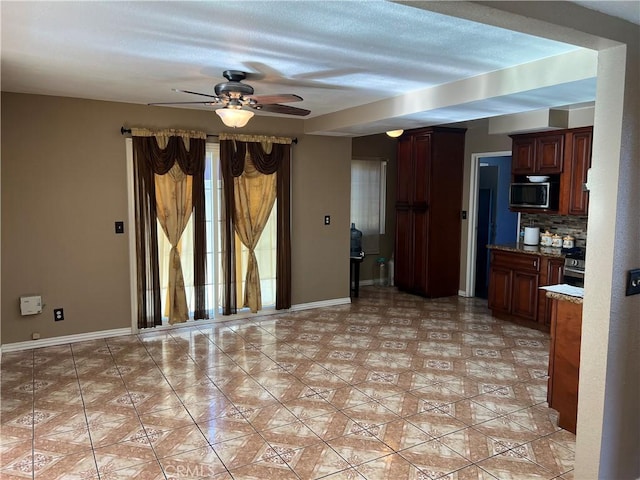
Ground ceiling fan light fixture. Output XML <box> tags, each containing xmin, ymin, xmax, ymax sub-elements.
<box><xmin>216</xmin><ymin>108</ymin><xmax>254</xmax><ymax>128</ymax></box>
<box><xmin>386</xmin><ymin>129</ymin><xmax>404</xmax><ymax>138</ymax></box>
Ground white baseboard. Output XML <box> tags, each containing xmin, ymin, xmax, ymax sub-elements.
<box><xmin>1</xmin><ymin>328</ymin><xmax>132</xmax><ymax>353</ymax></box>
<box><xmin>289</xmin><ymin>297</ymin><xmax>352</xmax><ymax>312</ymax></box>
<box><xmin>458</xmin><ymin>289</ymin><xmax>470</xmax><ymax>297</ymax></box>
<box><xmin>1</xmin><ymin>296</ymin><xmax>356</xmax><ymax>352</ymax></box>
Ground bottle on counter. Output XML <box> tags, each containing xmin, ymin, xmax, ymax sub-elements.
<box><xmin>374</xmin><ymin>257</ymin><xmax>389</xmax><ymax>287</ymax></box>
<box><xmin>350</xmin><ymin>223</ymin><xmax>363</xmax><ymax>257</ymax></box>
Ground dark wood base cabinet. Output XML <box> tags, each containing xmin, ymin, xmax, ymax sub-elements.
<box><xmin>548</xmin><ymin>297</ymin><xmax>582</xmax><ymax>434</ymax></box>
<box><xmin>488</xmin><ymin>248</ymin><xmax>564</xmax><ymax>330</ymax></box>
<box><xmin>394</xmin><ymin>127</ymin><xmax>466</xmax><ymax>297</ymax></box>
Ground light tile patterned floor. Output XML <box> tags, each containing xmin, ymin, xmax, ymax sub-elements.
<box><xmin>0</xmin><ymin>287</ymin><xmax>575</xmax><ymax>479</ymax></box>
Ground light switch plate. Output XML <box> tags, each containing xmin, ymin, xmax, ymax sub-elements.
<box><xmin>625</xmin><ymin>269</ymin><xmax>640</xmax><ymax>296</ymax></box>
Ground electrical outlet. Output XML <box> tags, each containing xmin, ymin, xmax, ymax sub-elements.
<box><xmin>32</xmin><ymin>332</ymin><xmax>40</xmax><ymax>340</ymax></box>
<box><xmin>324</xmin><ymin>215</ymin><xmax>331</xmax><ymax>225</ymax></box>
<box><xmin>115</xmin><ymin>221</ymin><xmax>125</xmax><ymax>234</ymax></box>
<box><xmin>625</xmin><ymin>269</ymin><xmax>640</xmax><ymax>296</ymax></box>
<box><xmin>54</xmin><ymin>308</ymin><xmax>64</xmax><ymax>321</ymax></box>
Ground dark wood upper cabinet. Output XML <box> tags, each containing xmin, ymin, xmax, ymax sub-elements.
<box><xmin>511</xmin><ymin>132</ymin><xmax>564</xmax><ymax>175</ymax></box>
<box><xmin>394</xmin><ymin>127</ymin><xmax>466</xmax><ymax>298</ymax></box>
<box><xmin>511</xmin><ymin>137</ymin><xmax>536</xmax><ymax>173</ymax></box>
<box><xmin>536</xmin><ymin>134</ymin><xmax>565</xmax><ymax>174</ymax></box>
<box><xmin>512</xmin><ymin>127</ymin><xmax>593</xmax><ymax>216</ymax></box>
<box><xmin>396</xmin><ymin>139</ymin><xmax>413</xmax><ymax>205</ymax></box>
<box><xmin>564</xmin><ymin>127</ymin><xmax>593</xmax><ymax>216</ymax></box>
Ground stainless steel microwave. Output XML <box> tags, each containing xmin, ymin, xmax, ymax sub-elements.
<box><xmin>509</xmin><ymin>182</ymin><xmax>559</xmax><ymax>209</ymax></box>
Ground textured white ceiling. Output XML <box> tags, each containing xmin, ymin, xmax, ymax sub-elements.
<box><xmin>1</xmin><ymin>1</ymin><xmax>627</xmax><ymax>136</ymax></box>
<box><xmin>571</xmin><ymin>0</ymin><xmax>639</xmax><ymax>24</ymax></box>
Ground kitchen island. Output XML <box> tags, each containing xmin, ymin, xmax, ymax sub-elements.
<box><xmin>543</xmin><ymin>284</ymin><xmax>583</xmax><ymax>434</ymax></box>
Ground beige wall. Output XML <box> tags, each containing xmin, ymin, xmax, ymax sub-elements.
<box><xmin>1</xmin><ymin>93</ymin><xmax>351</xmax><ymax>343</ymax></box>
<box><xmin>290</xmin><ymin>134</ymin><xmax>351</xmax><ymax>304</ymax></box>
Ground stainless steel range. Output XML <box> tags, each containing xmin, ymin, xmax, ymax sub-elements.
<box><xmin>563</xmin><ymin>248</ymin><xmax>585</xmax><ymax>288</ymax></box>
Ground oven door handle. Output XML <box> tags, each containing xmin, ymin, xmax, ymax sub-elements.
<box><xmin>564</xmin><ymin>266</ymin><xmax>585</xmax><ymax>278</ymax></box>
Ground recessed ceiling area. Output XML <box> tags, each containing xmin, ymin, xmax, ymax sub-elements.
<box><xmin>1</xmin><ymin>1</ymin><xmax>628</xmax><ymax>136</ymax></box>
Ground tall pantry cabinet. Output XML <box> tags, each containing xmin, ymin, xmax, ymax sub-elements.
<box><xmin>394</xmin><ymin>127</ymin><xmax>466</xmax><ymax>297</ymax></box>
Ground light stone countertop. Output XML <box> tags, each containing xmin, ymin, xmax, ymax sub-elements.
<box><xmin>487</xmin><ymin>243</ymin><xmax>565</xmax><ymax>258</ymax></box>
<box><xmin>541</xmin><ymin>284</ymin><xmax>584</xmax><ymax>304</ymax></box>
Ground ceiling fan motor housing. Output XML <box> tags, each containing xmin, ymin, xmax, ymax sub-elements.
<box><xmin>215</xmin><ymin>81</ymin><xmax>255</xmax><ymax>97</ymax></box>
<box><xmin>215</xmin><ymin>70</ymin><xmax>254</xmax><ymax>97</ymax></box>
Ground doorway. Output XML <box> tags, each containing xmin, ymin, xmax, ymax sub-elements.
<box><xmin>465</xmin><ymin>152</ymin><xmax>519</xmax><ymax>298</ymax></box>
<box><xmin>475</xmin><ymin>167</ymin><xmax>497</xmax><ymax>297</ymax></box>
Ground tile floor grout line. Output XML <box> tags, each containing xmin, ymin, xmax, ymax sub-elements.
<box><xmin>69</xmin><ymin>341</ymin><xmax>104</xmax><ymax>480</ymax></box>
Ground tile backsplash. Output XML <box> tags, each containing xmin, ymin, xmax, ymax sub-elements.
<box><xmin>521</xmin><ymin>213</ymin><xmax>588</xmax><ymax>248</ymax></box>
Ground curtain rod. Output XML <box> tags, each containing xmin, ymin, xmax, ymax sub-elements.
<box><xmin>120</xmin><ymin>127</ymin><xmax>298</xmax><ymax>144</ymax></box>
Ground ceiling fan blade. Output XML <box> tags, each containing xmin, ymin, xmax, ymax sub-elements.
<box><xmin>148</xmin><ymin>101</ymin><xmax>220</xmax><ymax>106</ymax></box>
<box><xmin>172</xmin><ymin>88</ymin><xmax>221</xmax><ymax>100</ymax></box>
<box><xmin>242</xmin><ymin>61</ymin><xmax>348</xmax><ymax>90</ymax></box>
<box><xmin>252</xmin><ymin>103</ymin><xmax>311</xmax><ymax>116</ymax></box>
<box><xmin>242</xmin><ymin>61</ymin><xmax>279</xmax><ymax>81</ymax></box>
<box><xmin>293</xmin><ymin>67</ymin><xmax>363</xmax><ymax>81</ymax></box>
<box><xmin>247</xmin><ymin>94</ymin><xmax>303</xmax><ymax>105</ymax></box>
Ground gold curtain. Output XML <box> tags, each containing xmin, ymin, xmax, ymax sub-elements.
<box><xmin>155</xmin><ymin>163</ymin><xmax>193</xmax><ymax>324</ymax></box>
<box><xmin>233</xmin><ymin>151</ymin><xmax>277</xmax><ymax>312</ymax></box>
<box><xmin>149</xmin><ymin>131</ymin><xmax>195</xmax><ymax>324</ymax></box>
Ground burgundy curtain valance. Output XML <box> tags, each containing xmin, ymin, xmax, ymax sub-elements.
<box><xmin>132</xmin><ymin>136</ymin><xmax>205</xmax><ymax>175</ymax></box>
<box><xmin>221</xmin><ymin>139</ymin><xmax>289</xmax><ymax>177</ymax></box>
<box><xmin>248</xmin><ymin>142</ymin><xmax>288</xmax><ymax>175</ymax></box>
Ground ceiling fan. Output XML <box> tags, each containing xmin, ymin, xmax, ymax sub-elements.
<box><xmin>150</xmin><ymin>70</ymin><xmax>310</xmax><ymax>127</ymax></box>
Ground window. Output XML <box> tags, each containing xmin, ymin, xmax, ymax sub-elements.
<box><xmin>350</xmin><ymin>158</ymin><xmax>387</xmax><ymax>254</ymax></box>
